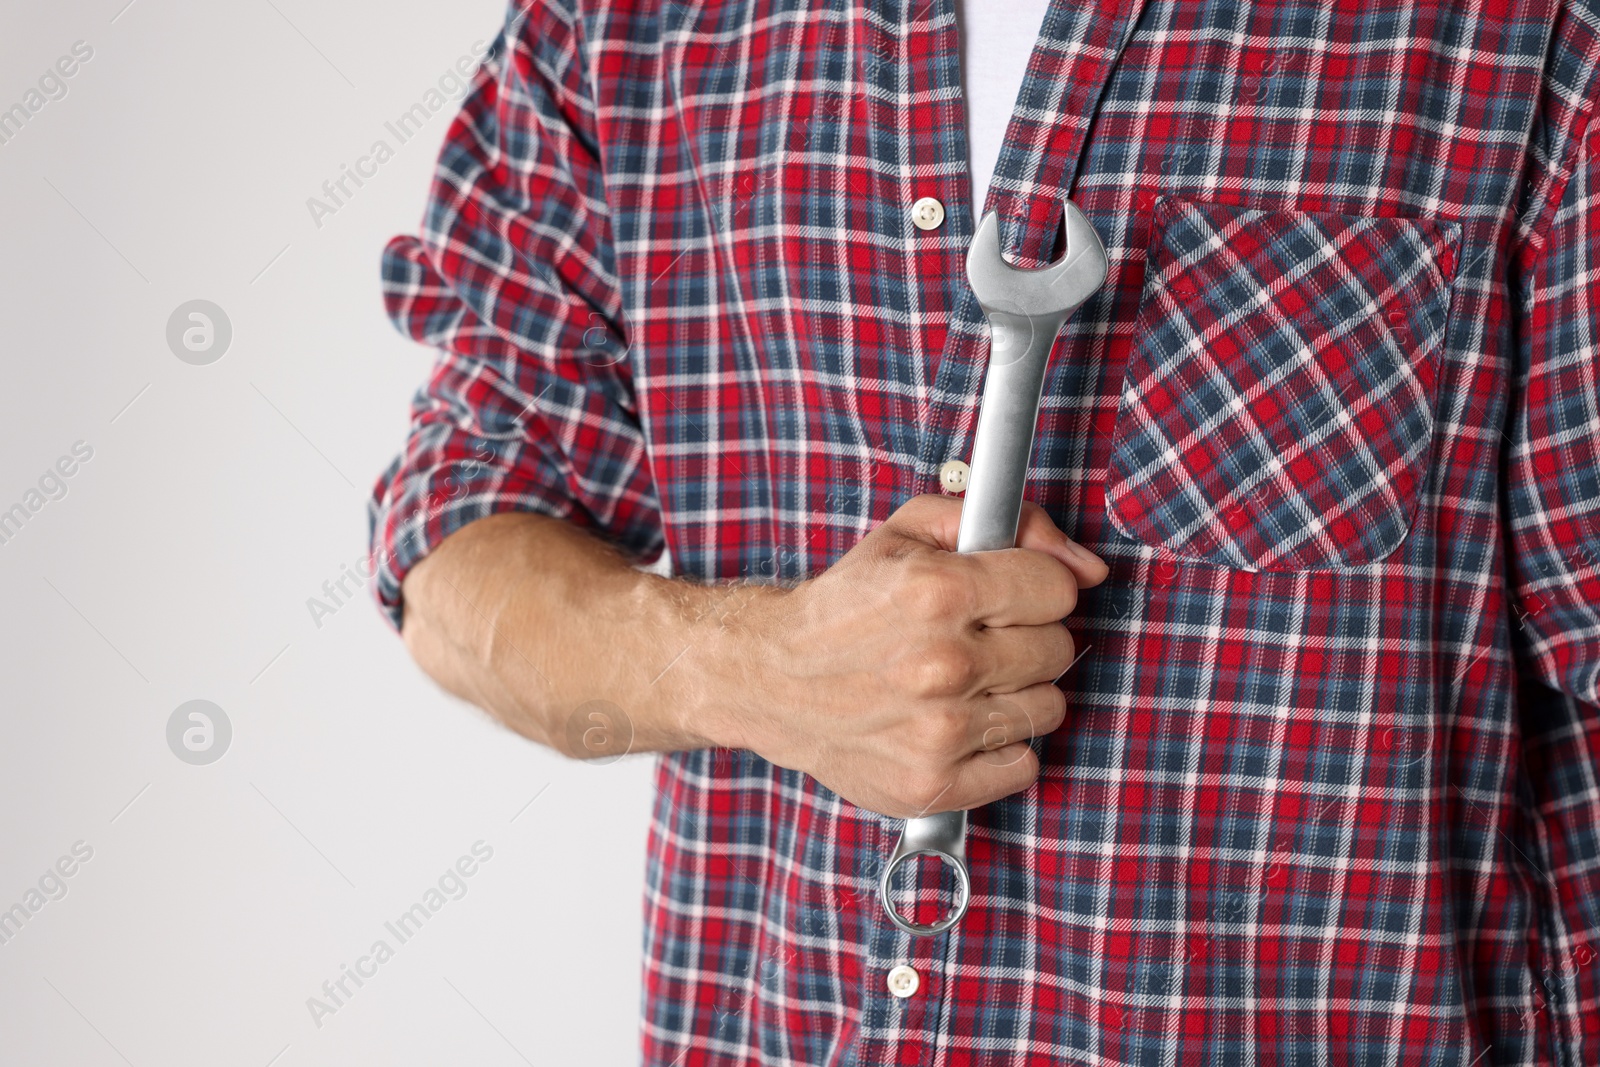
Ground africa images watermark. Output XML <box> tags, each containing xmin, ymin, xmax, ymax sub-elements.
<box><xmin>304</xmin><ymin>840</ymin><xmax>495</xmax><ymax>1029</ymax></box>
<box><xmin>0</xmin><ymin>40</ymin><xmax>94</xmax><ymax>149</ymax></box>
<box><xmin>0</xmin><ymin>841</ymin><xmax>95</xmax><ymax>948</ymax></box>
<box><xmin>306</xmin><ymin>446</ymin><xmax>498</xmax><ymax>629</ymax></box>
<box><xmin>304</xmin><ymin>40</ymin><xmax>493</xmax><ymax>230</ymax></box>
<box><xmin>0</xmin><ymin>440</ymin><xmax>95</xmax><ymax>548</ymax></box>
<box><xmin>306</xmin><ymin>547</ymin><xmax>391</xmax><ymax>630</ymax></box>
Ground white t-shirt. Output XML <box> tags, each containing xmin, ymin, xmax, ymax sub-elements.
<box><xmin>954</xmin><ymin>0</ymin><xmax>1054</xmax><ymax>212</ymax></box>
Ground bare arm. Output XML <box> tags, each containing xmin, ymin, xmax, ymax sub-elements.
<box><xmin>400</xmin><ymin>511</ymin><xmax>760</xmax><ymax>758</ymax></box>
<box><xmin>399</xmin><ymin>497</ymin><xmax>1108</xmax><ymax>818</ymax></box>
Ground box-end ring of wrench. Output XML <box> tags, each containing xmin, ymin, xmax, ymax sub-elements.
<box><xmin>878</xmin><ymin>200</ymin><xmax>1109</xmax><ymax>937</ymax></box>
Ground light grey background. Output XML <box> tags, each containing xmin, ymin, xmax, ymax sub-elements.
<box><xmin>0</xmin><ymin>2</ymin><xmax>656</xmax><ymax>1063</ymax></box>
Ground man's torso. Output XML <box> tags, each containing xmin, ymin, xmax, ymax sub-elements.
<box><xmin>396</xmin><ymin>0</ymin><xmax>1600</xmax><ymax>1062</ymax></box>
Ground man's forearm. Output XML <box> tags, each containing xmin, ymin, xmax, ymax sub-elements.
<box><xmin>395</xmin><ymin>496</ymin><xmax>1104</xmax><ymax>818</ymax></box>
<box><xmin>399</xmin><ymin>512</ymin><xmax>769</xmax><ymax>758</ymax></box>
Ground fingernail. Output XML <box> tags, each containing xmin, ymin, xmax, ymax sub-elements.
<box><xmin>1064</xmin><ymin>539</ymin><xmax>1105</xmax><ymax>568</ymax></box>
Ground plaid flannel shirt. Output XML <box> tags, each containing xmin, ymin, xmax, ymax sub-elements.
<box><xmin>370</xmin><ymin>0</ymin><xmax>1600</xmax><ymax>1062</ymax></box>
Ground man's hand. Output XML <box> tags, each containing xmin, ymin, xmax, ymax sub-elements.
<box><xmin>711</xmin><ymin>494</ymin><xmax>1106</xmax><ymax>818</ymax></box>
<box><xmin>399</xmin><ymin>495</ymin><xmax>1106</xmax><ymax>820</ymax></box>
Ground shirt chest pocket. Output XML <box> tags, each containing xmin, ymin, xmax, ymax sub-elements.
<box><xmin>1105</xmin><ymin>197</ymin><xmax>1461</xmax><ymax>571</ymax></box>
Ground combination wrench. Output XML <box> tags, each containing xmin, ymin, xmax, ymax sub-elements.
<box><xmin>878</xmin><ymin>200</ymin><xmax>1109</xmax><ymax>936</ymax></box>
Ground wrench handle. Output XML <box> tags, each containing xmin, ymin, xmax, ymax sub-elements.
<box><xmin>957</xmin><ymin>309</ymin><xmax>1062</xmax><ymax>553</ymax></box>
<box><xmin>879</xmin><ymin>308</ymin><xmax>1065</xmax><ymax>937</ymax></box>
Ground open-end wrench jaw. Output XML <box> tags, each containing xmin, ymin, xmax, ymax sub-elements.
<box><xmin>965</xmin><ymin>202</ymin><xmax>1109</xmax><ymax>320</ymax></box>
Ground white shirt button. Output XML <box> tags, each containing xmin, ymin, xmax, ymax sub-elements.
<box><xmin>938</xmin><ymin>459</ymin><xmax>970</xmax><ymax>494</ymax></box>
<box><xmin>910</xmin><ymin>196</ymin><xmax>946</xmax><ymax>230</ymax></box>
<box><xmin>886</xmin><ymin>964</ymin><xmax>920</xmax><ymax>998</ymax></box>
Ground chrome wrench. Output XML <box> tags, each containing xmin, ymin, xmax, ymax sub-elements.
<box><xmin>878</xmin><ymin>201</ymin><xmax>1108</xmax><ymax>936</ymax></box>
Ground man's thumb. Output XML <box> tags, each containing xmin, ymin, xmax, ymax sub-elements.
<box><xmin>883</xmin><ymin>493</ymin><xmax>965</xmax><ymax>551</ymax></box>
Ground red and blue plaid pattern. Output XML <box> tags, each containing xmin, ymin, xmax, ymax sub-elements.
<box><xmin>370</xmin><ymin>0</ymin><xmax>1600</xmax><ymax>1063</ymax></box>
<box><xmin>1107</xmin><ymin>197</ymin><xmax>1459</xmax><ymax>570</ymax></box>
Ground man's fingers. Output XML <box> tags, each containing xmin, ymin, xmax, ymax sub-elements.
<box><xmin>882</xmin><ymin>497</ymin><xmax>1107</xmax><ymax>593</ymax></box>
<box><xmin>936</xmin><ymin>687</ymin><xmax>1067</xmax><ymax>810</ymax></box>
<box><xmin>969</xmin><ymin>684</ymin><xmax>1068</xmax><ymax>752</ymax></box>
<box><xmin>971</xmin><ymin>623</ymin><xmax>1076</xmax><ymax>692</ymax></box>
<box><xmin>1015</xmin><ymin>500</ymin><xmax>1108</xmax><ymax>587</ymax></box>
<box><xmin>961</xmin><ymin>549</ymin><xmax>1081</xmax><ymax>627</ymax></box>
<box><xmin>950</xmin><ymin>742</ymin><xmax>1041</xmax><ymax>810</ymax></box>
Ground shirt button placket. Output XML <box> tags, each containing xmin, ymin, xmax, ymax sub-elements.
<box><xmin>867</xmin><ymin>4</ymin><xmax>969</xmax><ymax>1062</ymax></box>
<box><xmin>866</xmin><ymin>871</ymin><xmax>947</xmax><ymax>1058</ymax></box>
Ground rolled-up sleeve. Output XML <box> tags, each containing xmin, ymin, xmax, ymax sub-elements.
<box><xmin>369</xmin><ymin>0</ymin><xmax>663</xmax><ymax>631</ymax></box>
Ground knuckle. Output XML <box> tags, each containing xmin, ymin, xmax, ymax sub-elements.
<box><xmin>915</xmin><ymin>641</ymin><xmax>977</xmax><ymax>695</ymax></box>
<box><xmin>904</xmin><ymin>561</ymin><xmax>971</xmax><ymax>621</ymax></box>
<box><xmin>909</xmin><ymin>702</ymin><xmax>969</xmax><ymax>756</ymax></box>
